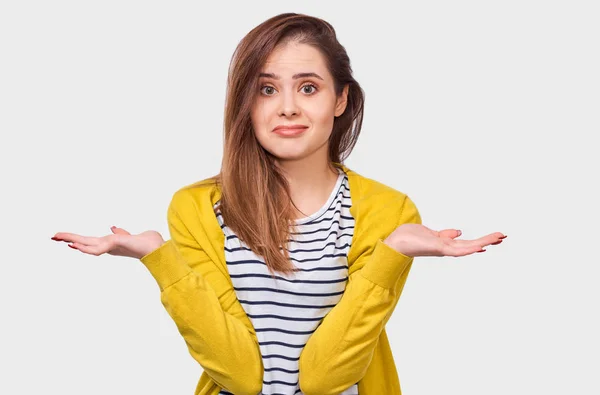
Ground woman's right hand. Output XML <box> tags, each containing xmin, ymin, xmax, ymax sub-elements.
<box><xmin>51</xmin><ymin>226</ymin><xmax>165</xmax><ymax>260</ymax></box>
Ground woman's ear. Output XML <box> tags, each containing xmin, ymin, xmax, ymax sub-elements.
<box><xmin>334</xmin><ymin>84</ymin><xmax>349</xmax><ymax>117</ymax></box>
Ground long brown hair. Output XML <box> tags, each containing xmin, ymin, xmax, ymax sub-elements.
<box><xmin>208</xmin><ymin>13</ymin><xmax>365</xmax><ymax>275</ymax></box>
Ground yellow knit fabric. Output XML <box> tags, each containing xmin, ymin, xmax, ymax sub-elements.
<box><xmin>140</xmin><ymin>163</ymin><xmax>422</xmax><ymax>395</ymax></box>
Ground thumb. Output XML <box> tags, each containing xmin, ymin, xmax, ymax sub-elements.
<box><xmin>111</xmin><ymin>226</ymin><xmax>131</xmax><ymax>236</ymax></box>
<box><xmin>439</xmin><ymin>228</ymin><xmax>462</xmax><ymax>239</ymax></box>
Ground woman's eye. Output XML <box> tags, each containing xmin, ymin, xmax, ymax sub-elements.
<box><xmin>302</xmin><ymin>84</ymin><xmax>317</xmax><ymax>94</ymax></box>
<box><xmin>261</xmin><ymin>86</ymin><xmax>276</xmax><ymax>95</ymax></box>
<box><xmin>260</xmin><ymin>84</ymin><xmax>317</xmax><ymax>96</ymax></box>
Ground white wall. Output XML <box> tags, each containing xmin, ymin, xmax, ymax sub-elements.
<box><xmin>1</xmin><ymin>1</ymin><xmax>598</xmax><ymax>394</ymax></box>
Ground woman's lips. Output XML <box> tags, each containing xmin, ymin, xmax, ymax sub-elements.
<box><xmin>273</xmin><ymin>126</ymin><xmax>308</xmax><ymax>136</ymax></box>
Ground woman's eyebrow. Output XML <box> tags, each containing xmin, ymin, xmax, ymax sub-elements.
<box><xmin>259</xmin><ymin>72</ymin><xmax>324</xmax><ymax>80</ymax></box>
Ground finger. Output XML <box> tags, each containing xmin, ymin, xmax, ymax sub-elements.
<box><xmin>70</xmin><ymin>242</ymin><xmax>103</xmax><ymax>256</ymax></box>
<box><xmin>479</xmin><ymin>232</ymin><xmax>506</xmax><ymax>246</ymax></box>
<box><xmin>444</xmin><ymin>238</ymin><xmax>504</xmax><ymax>254</ymax></box>
<box><xmin>438</xmin><ymin>229</ymin><xmax>462</xmax><ymax>239</ymax></box>
<box><xmin>53</xmin><ymin>232</ymin><xmax>98</xmax><ymax>245</ymax></box>
<box><xmin>110</xmin><ymin>226</ymin><xmax>131</xmax><ymax>235</ymax></box>
<box><xmin>449</xmin><ymin>232</ymin><xmax>505</xmax><ymax>247</ymax></box>
<box><xmin>442</xmin><ymin>237</ymin><xmax>484</xmax><ymax>249</ymax></box>
<box><xmin>442</xmin><ymin>244</ymin><xmax>488</xmax><ymax>257</ymax></box>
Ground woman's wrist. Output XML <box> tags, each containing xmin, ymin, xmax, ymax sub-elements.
<box><xmin>383</xmin><ymin>236</ymin><xmax>415</xmax><ymax>258</ymax></box>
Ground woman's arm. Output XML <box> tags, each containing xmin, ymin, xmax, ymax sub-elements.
<box><xmin>298</xmin><ymin>195</ymin><xmax>421</xmax><ymax>395</ymax></box>
<box><xmin>140</xmin><ymin>191</ymin><xmax>263</xmax><ymax>395</ymax></box>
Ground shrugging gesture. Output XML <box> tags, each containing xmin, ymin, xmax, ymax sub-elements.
<box><xmin>384</xmin><ymin>224</ymin><xmax>506</xmax><ymax>257</ymax></box>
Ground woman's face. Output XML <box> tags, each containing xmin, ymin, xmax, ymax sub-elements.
<box><xmin>251</xmin><ymin>41</ymin><xmax>348</xmax><ymax>165</ymax></box>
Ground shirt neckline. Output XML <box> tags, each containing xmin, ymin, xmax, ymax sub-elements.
<box><xmin>293</xmin><ymin>168</ymin><xmax>345</xmax><ymax>225</ymax></box>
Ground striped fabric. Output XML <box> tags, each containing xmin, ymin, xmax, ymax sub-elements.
<box><xmin>214</xmin><ymin>167</ymin><xmax>359</xmax><ymax>395</ymax></box>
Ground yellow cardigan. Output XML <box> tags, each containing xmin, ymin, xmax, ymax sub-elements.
<box><xmin>140</xmin><ymin>163</ymin><xmax>422</xmax><ymax>395</ymax></box>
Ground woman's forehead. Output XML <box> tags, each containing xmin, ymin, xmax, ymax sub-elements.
<box><xmin>261</xmin><ymin>43</ymin><xmax>327</xmax><ymax>74</ymax></box>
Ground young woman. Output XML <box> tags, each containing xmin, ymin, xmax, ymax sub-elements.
<box><xmin>52</xmin><ymin>13</ymin><xmax>506</xmax><ymax>395</ymax></box>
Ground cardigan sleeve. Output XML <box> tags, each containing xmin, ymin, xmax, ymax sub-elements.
<box><xmin>139</xmin><ymin>193</ymin><xmax>263</xmax><ymax>395</ymax></box>
<box><xmin>298</xmin><ymin>195</ymin><xmax>421</xmax><ymax>395</ymax></box>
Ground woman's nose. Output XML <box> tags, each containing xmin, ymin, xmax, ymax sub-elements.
<box><xmin>277</xmin><ymin>92</ymin><xmax>299</xmax><ymax>117</ymax></box>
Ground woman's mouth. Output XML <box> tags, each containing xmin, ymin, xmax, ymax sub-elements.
<box><xmin>273</xmin><ymin>125</ymin><xmax>309</xmax><ymax>136</ymax></box>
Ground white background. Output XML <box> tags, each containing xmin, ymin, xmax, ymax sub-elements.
<box><xmin>1</xmin><ymin>1</ymin><xmax>599</xmax><ymax>394</ymax></box>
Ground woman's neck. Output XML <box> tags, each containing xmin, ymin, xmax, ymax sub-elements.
<box><xmin>278</xmin><ymin>161</ymin><xmax>339</xmax><ymax>219</ymax></box>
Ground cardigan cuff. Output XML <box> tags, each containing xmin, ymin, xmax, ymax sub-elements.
<box><xmin>359</xmin><ymin>238</ymin><xmax>414</xmax><ymax>290</ymax></box>
<box><xmin>140</xmin><ymin>240</ymin><xmax>193</xmax><ymax>291</ymax></box>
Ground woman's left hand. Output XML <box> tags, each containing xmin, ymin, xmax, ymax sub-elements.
<box><xmin>384</xmin><ymin>224</ymin><xmax>506</xmax><ymax>258</ymax></box>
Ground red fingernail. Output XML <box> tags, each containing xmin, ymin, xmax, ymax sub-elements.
<box><xmin>491</xmin><ymin>240</ymin><xmax>503</xmax><ymax>245</ymax></box>
<box><xmin>500</xmin><ymin>235</ymin><xmax>507</xmax><ymax>239</ymax></box>
<box><xmin>51</xmin><ymin>237</ymin><xmax>58</xmax><ymax>241</ymax></box>
<box><xmin>477</xmin><ymin>249</ymin><xmax>486</xmax><ymax>253</ymax></box>
<box><xmin>68</xmin><ymin>244</ymin><xmax>77</xmax><ymax>249</ymax></box>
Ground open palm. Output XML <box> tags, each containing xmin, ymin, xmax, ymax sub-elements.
<box><xmin>51</xmin><ymin>226</ymin><xmax>165</xmax><ymax>260</ymax></box>
<box><xmin>386</xmin><ymin>224</ymin><xmax>506</xmax><ymax>258</ymax></box>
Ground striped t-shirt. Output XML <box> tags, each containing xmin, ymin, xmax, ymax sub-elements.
<box><xmin>214</xmin><ymin>167</ymin><xmax>359</xmax><ymax>395</ymax></box>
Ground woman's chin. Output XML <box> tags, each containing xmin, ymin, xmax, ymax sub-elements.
<box><xmin>270</xmin><ymin>149</ymin><xmax>310</xmax><ymax>161</ymax></box>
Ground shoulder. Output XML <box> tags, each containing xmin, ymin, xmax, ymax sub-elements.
<box><xmin>345</xmin><ymin>168</ymin><xmax>422</xmax><ymax>269</ymax></box>
<box><xmin>345</xmin><ymin>167</ymin><xmax>413</xmax><ymax>216</ymax></box>
<box><xmin>167</xmin><ymin>176</ymin><xmax>221</xmax><ymax>223</ymax></box>
<box><xmin>345</xmin><ymin>167</ymin><xmax>421</xmax><ymax>241</ymax></box>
